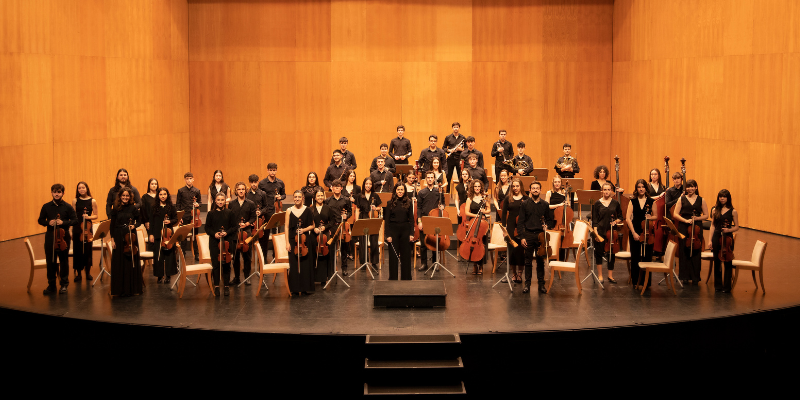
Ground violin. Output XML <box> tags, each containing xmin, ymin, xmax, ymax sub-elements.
<box><xmin>458</xmin><ymin>198</ymin><xmax>489</xmax><ymax>262</ymax></box>
<box><xmin>53</xmin><ymin>213</ymin><xmax>68</xmax><ymax>263</ymax></box>
<box><xmin>537</xmin><ymin>216</ymin><xmax>552</xmax><ymax>257</ymax></box>
<box><xmin>81</xmin><ymin>209</ymin><xmax>93</xmax><ymax>243</ymax></box>
<box><xmin>642</xmin><ymin>203</ymin><xmax>655</xmax><ymax>245</ymax></box>
<box><xmin>604</xmin><ymin>214</ymin><xmax>621</xmax><ymax>254</ymax></box>
<box><xmin>192</xmin><ymin>203</ymin><xmax>202</xmax><ymax>228</ymax></box>
<box><xmin>218</xmin><ymin>227</ymin><xmax>232</xmax><ymax>263</ymax></box>
<box><xmin>294</xmin><ymin>222</ymin><xmax>308</xmax><ymax>257</ymax></box>
<box><xmin>424</xmin><ymin>187</ymin><xmax>451</xmax><ymax>251</ymax></box>
<box><xmin>554</xmin><ymin>184</ymin><xmax>574</xmax><ymax>250</ymax></box>
<box><xmin>316</xmin><ymin>222</ymin><xmax>329</xmax><ymax>256</ymax></box>
<box><xmin>123</xmin><ymin>218</ymin><xmax>138</xmax><ymax>255</ymax></box>
<box><xmin>255</xmin><ymin>210</ymin><xmax>265</xmax><ymax>239</ymax></box>
<box><xmin>341</xmin><ymin>211</ymin><xmax>352</xmax><ymax>243</ymax></box>
<box><xmin>274</xmin><ymin>196</ymin><xmax>282</xmax><ymax>214</ymax></box>
<box><xmin>160</xmin><ymin>215</ymin><xmax>174</xmax><ymax>250</ymax></box>
<box><xmin>236</xmin><ymin>217</ymin><xmax>250</xmax><ymax>253</ymax></box>
<box><xmin>686</xmin><ymin>209</ymin><xmax>704</xmax><ymax>255</ymax></box>
<box><xmin>719</xmin><ymin>220</ymin><xmax>734</xmax><ymax>262</ymax></box>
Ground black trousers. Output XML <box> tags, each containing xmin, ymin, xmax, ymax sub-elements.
<box><xmin>335</xmin><ymin>232</ymin><xmax>351</xmax><ymax>271</ymax></box>
<box><xmin>71</xmin><ymin>239</ymin><xmax>92</xmax><ymax>273</ymax></box>
<box><xmin>712</xmin><ymin>248</ymin><xmax>733</xmax><ymax>290</ymax></box>
<box><xmin>678</xmin><ymin>242</ymin><xmax>702</xmax><ymax>282</ymax></box>
<box><xmin>386</xmin><ymin>223</ymin><xmax>412</xmax><ymax>280</ymax></box>
<box><xmin>522</xmin><ymin>231</ymin><xmax>545</xmax><ymax>285</ymax></box>
<box><xmin>630</xmin><ymin>234</ymin><xmax>653</xmax><ymax>286</ymax></box>
<box><xmin>44</xmin><ymin>245</ymin><xmax>70</xmax><ymax>287</ymax></box>
<box><xmin>594</xmin><ymin>232</ymin><xmax>616</xmax><ymax>271</ymax></box>
<box><xmin>231</xmin><ymin>246</ymin><xmax>252</xmax><ymax>280</ymax></box>
<box><xmin>445</xmin><ymin>156</ymin><xmax>460</xmax><ymax>193</ymax></box>
<box><xmin>209</xmin><ymin>238</ymin><xmax>232</xmax><ymax>286</ymax></box>
<box><xmin>419</xmin><ymin>242</ymin><xmax>439</xmax><ymax>267</ymax></box>
<box><xmin>355</xmin><ymin>234</ymin><xmax>380</xmax><ymax>266</ymax></box>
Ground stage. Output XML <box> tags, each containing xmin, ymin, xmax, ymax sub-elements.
<box><xmin>1</xmin><ymin>227</ymin><xmax>796</xmax><ymax>336</ymax></box>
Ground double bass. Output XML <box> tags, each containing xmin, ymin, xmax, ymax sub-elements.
<box><xmin>652</xmin><ymin>156</ymin><xmax>670</xmax><ymax>253</ymax></box>
<box><xmin>554</xmin><ymin>183</ymin><xmax>574</xmax><ymax>251</ymax></box>
<box><xmin>424</xmin><ymin>185</ymin><xmax>451</xmax><ymax>251</ymax></box>
<box><xmin>613</xmin><ymin>155</ymin><xmax>629</xmax><ymax>251</ymax></box>
<box><xmin>458</xmin><ymin>198</ymin><xmax>490</xmax><ymax>262</ymax></box>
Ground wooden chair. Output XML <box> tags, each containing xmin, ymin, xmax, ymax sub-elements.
<box><xmin>638</xmin><ymin>240</ymin><xmax>678</xmax><ymax>295</ymax></box>
<box><xmin>136</xmin><ymin>226</ymin><xmax>154</xmax><ymax>267</ymax></box>
<box><xmin>488</xmin><ymin>223</ymin><xmax>507</xmax><ymax>273</ymax></box>
<box><xmin>254</xmin><ymin>241</ymin><xmax>290</xmax><ymax>296</ymax></box>
<box><xmin>732</xmin><ymin>240</ymin><xmax>767</xmax><ymax>294</ymax></box>
<box><xmin>546</xmin><ymin>220</ymin><xmax>590</xmax><ymax>294</ymax></box>
<box><xmin>615</xmin><ymin>236</ymin><xmax>632</xmax><ymax>283</ymax></box>
<box><xmin>25</xmin><ymin>238</ymin><xmax>49</xmax><ymax>292</ymax></box>
<box><xmin>174</xmin><ymin>243</ymin><xmax>214</xmax><ymax>298</ymax></box>
<box><xmin>196</xmin><ymin>233</ymin><xmax>212</xmax><ymax>263</ymax></box>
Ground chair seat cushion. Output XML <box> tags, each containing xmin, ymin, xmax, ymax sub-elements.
<box><xmin>615</xmin><ymin>251</ymin><xmax>631</xmax><ymax>259</ymax></box>
<box><xmin>140</xmin><ymin>251</ymin><xmax>154</xmax><ymax>258</ymax></box>
<box><xmin>262</xmin><ymin>263</ymin><xmax>290</xmax><ymax>273</ymax></box>
<box><xmin>700</xmin><ymin>251</ymin><xmax>713</xmax><ymax>259</ymax></box>
<box><xmin>549</xmin><ymin>261</ymin><xmax>576</xmax><ymax>270</ymax></box>
<box><xmin>34</xmin><ymin>260</ymin><xmax>47</xmax><ymax>267</ymax></box>
<box><xmin>639</xmin><ymin>262</ymin><xmax>669</xmax><ymax>271</ymax></box>
<box><xmin>732</xmin><ymin>260</ymin><xmax>758</xmax><ymax>269</ymax></box>
<box><xmin>186</xmin><ymin>263</ymin><xmax>213</xmax><ymax>273</ymax></box>
<box><xmin>488</xmin><ymin>244</ymin><xmax>506</xmax><ymax>250</ymax></box>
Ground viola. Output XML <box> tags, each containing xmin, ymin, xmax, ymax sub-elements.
<box><xmin>641</xmin><ymin>203</ymin><xmax>656</xmax><ymax>245</ymax></box>
<box><xmin>424</xmin><ymin>189</ymin><xmax>451</xmax><ymax>251</ymax></box>
<box><xmin>236</xmin><ymin>218</ymin><xmax>250</xmax><ymax>253</ymax></box>
<box><xmin>537</xmin><ymin>216</ymin><xmax>552</xmax><ymax>257</ymax></box>
<box><xmin>719</xmin><ymin>220</ymin><xmax>734</xmax><ymax>262</ymax></box>
<box><xmin>255</xmin><ymin>211</ymin><xmax>265</xmax><ymax>239</ymax></box>
<box><xmin>294</xmin><ymin>222</ymin><xmax>308</xmax><ymax>257</ymax></box>
<box><xmin>53</xmin><ymin>213</ymin><xmax>68</xmax><ymax>252</ymax></box>
<box><xmin>123</xmin><ymin>218</ymin><xmax>138</xmax><ymax>254</ymax></box>
<box><xmin>316</xmin><ymin>222</ymin><xmax>329</xmax><ymax>256</ymax></box>
<box><xmin>161</xmin><ymin>215</ymin><xmax>174</xmax><ymax>249</ymax></box>
<box><xmin>604</xmin><ymin>214</ymin><xmax>621</xmax><ymax>254</ymax></box>
<box><xmin>686</xmin><ymin>209</ymin><xmax>704</xmax><ymax>254</ymax></box>
<box><xmin>218</xmin><ymin>227</ymin><xmax>232</xmax><ymax>263</ymax></box>
<box><xmin>458</xmin><ymin>198</ymin><xmax>489</xmax><ymax>262</ymax></box>
<box><xmin>81</xmin><ymin>210</ymin><xmax>93</xmax><ymax>243</ymax></box>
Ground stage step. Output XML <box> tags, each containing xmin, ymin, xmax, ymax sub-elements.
<box><xmin>363</xmin><ymin>334</ymin><xmax>465</xmax><ymax>396</ymax></box>
<box><xmin>373</xmin><ymin>281</ymin><xmax>447</xmax><ymax>308</ymax></box>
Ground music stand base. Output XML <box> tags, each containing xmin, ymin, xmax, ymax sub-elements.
<box><xmin>580</xmin><ymin>240</ymin><xmax>605</xmax><ymax>289</ymax></box>
<box><xmin>491</xmin><ymin>256</ymin><xmax>513</xmax><ymax>292</ymax></box>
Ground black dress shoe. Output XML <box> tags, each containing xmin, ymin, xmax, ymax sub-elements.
<box><xmin>73</xmin><ymin>273</ymin><xmax>82</xmax><ymax>282</ymax></box>
<box><xmin>538</xmin><ymin>283</ymin><xmax>547</xmax><ymax>293</ymax></box>
<box><xmin>164</xmin><ymin>276</ymin><xmax>171</xmax><ymax>285</ymax></box>
<box><xmin>59</xmin><ymin>286</ymin><xmax>67</xmax><ymax>294</ymax></box>
<box><xmin>607</xmin><ymin>276</ymin><xmax>617</xmax><ymax>284</ymax></box>
<box><xmin>522</xmin><ymin>285</ymin><xmax>531</xmax><ymax>293</ymax></box>
<box><xmin>224</xmin><ymin>287</ymin><xmax>230</xmax><ymax>296</ymax></box>
<box><xmin>418</xmin><ymin>264</ymin><xmax>428</xmax><ymax>271</ymax></box>
<box><xmin>157</xmin><ymin>277</ymin><xmax>163</xmax><ymax>284</ymax></box>
<box><xmin>229</xmin><ymin>277</ymin><xmax>241</xmax><ymax>285</ymax></box>
<box><xmin>85</xmin><ymin>273</ymin><xmax>93</xmax><ymax>281</ymax></box>
<box><xmin>43</xmin><ymin>286</ymin><xmax>56</xmax><ymax>295</ymax></box>
<box><xmin>214</xmin><ymin>287</ymin><xmax>220</xmax><ymax>296</ymax></box>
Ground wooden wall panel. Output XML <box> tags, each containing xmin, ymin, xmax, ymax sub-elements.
<box><xmin>106</xmin><ymin>58</ymin><xmax>154</xmax><ymax>138</ymax></box>
<box><xmin>506</xmin><ymin>62</ymin><xmax>543</xmax><ymax>134</ymax></box>
<box><xmin>260</xmin><ymin>62</ymin><xmax>297</xmax><ymax>133</ymax></box>
<box><xmin>363</xmin><ymin>62</ymin><xmax>402</xmax><ymax>133</ymax></box>
<box><xmin>0</xmin><ymin>54</ymin><xmax>23</xmax><ymax>147</ymax></box>
<box><xmin>781</xmin><ymin>53</ymin><xmax>800</xmax><ymax>145</ymax></box>
<box><xmin>541</xmin><ymin>62</ymin><xmax>577</xmax><ymax>132</ymax></box>
<box><xmin>221</xmin><ymin>1</ymin><xmax>261</xmax><ymax>61</ymax></box>
<box><xmin>188</xmin><ymin>1</ymin><xmax>222</xmax><ymax>61</ymax></box>
<box><xmin>753</xmin><ymin>0</ymin><xmax>795</xmax><ymax>55</ymax></box>
<box><xmin>295</xmin><ymin>62</ymin><xmax>331</xmax><ymax>132</ymax></box>
<box><xmin>722</xmin><ymin>0</ymin><xmax>754</xmax><ymax>56</ymax></box>
<box><xmin>171</xmin><ymin>0</ymin><xmax>189</xmax><ymax>61</ymax></box>
<box><xmin>403</xmin><ymin>0</ymin><xmax>435</xmax><ymax>62</ymax></box>
<box><xmin>366</xmin><ymin>0</ymin><xmax>402</xmax><ymax>62</ymax></box>
<box><xmin>435</xmin><ymin>62</ymin><xmax>472</xmax><ymax>134</ymax></box>
<box><xmin>471</xmin><ymin>62</ymin><xmax>509</xmax><ymax>133</ymax></box>
<box><xmin>434</xmin><ymin>0</ymin><xmax>472</xmax><ymax>62</ymax></box>
<box><xmin>19</xmin><ymin>0</ymin><xmax>52</xmax><ymax>55</ymax></box>
<box><xmin>52</xmin><ymin>55</ymin><xmax>107</xmax><ymax>142</ymax></box>
<box><xmin>543</xmin><ymin>0</ymin><xmax>613</xmax><ymax>62</ymax></box>
<box><xmin>331</xmin><ymin>0</ymin><xmax>366</xmax><ymax>62</ymax></box>
<box><xmin>296</xmin><ymin>0</ymin><xmax>331</xmax><ymax>62</ymax></box>
<box><xmin>575</xmin><ymin>61</ymin><xmax>611</xmax><ymax>132</ymax></box>
<box><xmin>223</xmin><ymin>61</ymin><xmax>260</xmax><ymax>132</ymax></box>
<box><xmin>104</xmin><ymin>0</ymin><xmax>153</xmax><ymax>59</ymax></box>
<box><xmin>50</xmin><ymin>0</ymin><xmax>105</xmax><ymax>57</ymax></box>
<box><xmin>505</xmin><ymin>0</ymin><xmax>542</xmax><ymax>62</ymax></box>
<box><xmin>171</xmin><ymin>60</ymin><xmax>190</xmax><ymax>133</ymax></box>
<box><xmin>21</xmin><ymin>54</ymin><xmax>52</xmax><ymax>145</ymax></box>
<box><xmin>472</xmin><ymin>0</ymin><xmax>507</xmax><ymax>62</ymax></box>
<box><xmin>0</xmin><ymin>0</ymin><xmax>21</xmax><ymax>54</ymax></box>
<box><xmin>331</xmin><ymin>61</ymin><xmax>366</xmax><ymax>133</ymax></box>
<box><xmin>401</xmin><ymin>62</ymin><xmax>436</xmax><ymax>132</ymax></box>
<box><xmin>153</xmin><ymin>0</ymin><xmax>172</xmax><ymax>60</ymax></box>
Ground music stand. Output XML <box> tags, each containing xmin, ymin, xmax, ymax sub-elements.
<box><xmin>529</xmin><ymin>168</ymin><xmax>550</xmax><ymax>181</ymax></box>
<box><xmin>243</xmin><ymin>211</ymin><xmax>285</xmax><ymax>287</ymax></box>
<box><xmin>168</xmin><ymin>224</ymin><xmax>196</xmax><ymax>290</ymax></box>
<box><xmin>377</xmin><ymin>192</ymin><xmax>393</xmax><ymax>206</ymax></box>
<box><xmin>90</xmin><ymin>220</ymin><xmax>111</xmax><ymax>287</ymax></box>
<box><xmin>658</xmin><ymin>218</ymin><xmax>685</xmax><ymax>288</ymax></box>
<box><xmin>396</xmin><ymin>164</ymin><xmax>415</xmax><ymax>180</ymax></box>
<box><xmin>492</xmin><ymin>231</ymin><xmax>517</xmax><ymax>292</ymax></box>
<box><xmin>576</xmin><ymin>190</ymin><xmax>605</xmax><ymax>289</ymax></box>
<box><xmin>323</xmin><ymin>221</ymin><xmax>351</xmax><ymax>290</ymax></box>
<box><xmin>420</xmin><ymin>216</ymin><xmax>456</xmax><ymax>279</ymax></box>
<box><xmin>176</xmin><ymin>210</ymin><xmax>185</xmax><ymax>221</ymax></box>
<box><xmin>350</xmin><ymin>218</ymin><xmax>384</xmax><ymax>279</ymax></box>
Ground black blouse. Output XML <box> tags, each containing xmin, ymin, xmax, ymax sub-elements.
<box><xmin>204</xmin><ymin>209</ymin><xmax>237</xmax><ymax>243</ymax></box>
<box><xmin>109</xmin><ymin>203</ymin><xmax>139</xmax><ymax>240</ymax></box>
<box><xmin>148</xmin><ymin>204</ymin><xmax>178</xmax><ymax>238</ymax></box>
<box><xmin>629</xmin><ymin>196</ymin><xmax>655</xmax><ymax>235</ymax></box>
<box><xmin>647</xmin><ymin>183</ymin><xmax>666</xmax><ymax>197</ymax></box>
<box><xmin>302</xmin><ymin>185</ymin><xmax>324</xmax><ymax>207</ymax></box>
<box><xmin>312</xmin><ymin>204</ymin><xmax>337</xmax><ymax>233</ymax></box>
<box><xmin>140</xmin><ymin>193</ymin><xmax>157</xmax><ymax>224</ymax></box>
<box><xmin>209</xmin><ymin>183</ymin><xmax>230</xmax><ymax>201</ymax></box>
<box><xmin>591</xmin><ymin>198</ymin><xmax>622</xmax><ymax>234</ymax></box>
<box><xmin>384</xmin><ymin>198</ymin><xmax>414</xmax><ymax>225</ymax></box>
<box><xmin>356</xmin><ymin>193</ymin><xmax>382</xmax><ymax>219</ymax></box>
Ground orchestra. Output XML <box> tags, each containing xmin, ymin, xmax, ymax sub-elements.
<box><xmin>34</xmin><ymin>125</ymin><xmax>747</xmax><ymax>298</ymax></box>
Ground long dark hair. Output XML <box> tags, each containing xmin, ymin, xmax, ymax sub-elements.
<box><xmin>634</xmin><ymin>179</ymin><xmax>648</xmax><ymax>198</ymax></box>
<box><xmin>685</xmin><ymin>179</ymin><xmax>699</xmax><ymax>196</ymax></box>
<box><xmin>209</xmin><ymin>170</ymin><xmax>225</xmax><ymax>189</ymax></box>
<box><xmin>361</xmin><ymin>177</ymin><xmax>374</xmax><ymax>195</ymax></box>
<box><xmin>153</xmin><ymin>187</ymin><xmax>175</xmax><ymax>216</ymax></box>
<box><xmin>469</xmin><ymin>180</ymin><xmax>485</xmax><ymax>200</ymax></box>
<box><xmin>146</xmin><ymin>178</ymin><xmax>159</xmax><ymax>194</ymax></box>
<box><xmin>305</xmin><ymin>172</ymin><xmax>320</xmax><ymax>187</ymax></box>
<box><xmin>75</xmin><ymin>181</ymin><xmax>92</xmax><ymax>199</ymax></box>
<box><xmin>649</xmin><ymin>168</ymin><xmax>663</xmax><ymax>187</ymax></box>
<box><xmin>113</xmin><ymin>187</ymin><xmax>135</xmax><ymax>210</ymax></box>
<box><xmin>389</xmin><ymin>184</ymin><xmax>410</xmax><ymax>209</ymax></box>
<box><xmin>114</xmin><ymin>168</ymin><xmax>132</xmax><ymax>190</ymax></box>
<box><xmin>713</xmin><ymin>189</ymin><xmax>733</xmax><ymax>220</ymax></box>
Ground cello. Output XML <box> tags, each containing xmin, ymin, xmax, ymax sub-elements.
<box><xmin>424</xmin><ymin>185</ymin><xmax>451</xmax><ymax>251</ymax></box>
<box><xmin>653</xmin><ymin>156</ymin><xmax>670</xmax><ymax>253</ymax></box>
<box><xmin>458</xmin><ymin>198</ymin><xmax>490</xmax><ymax>263</ymax></box>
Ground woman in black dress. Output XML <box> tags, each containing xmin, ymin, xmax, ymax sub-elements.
<box><xmin>384</xmin><ymin>184</ymin><xmax>414</xmax><ymax>280</ymax></box>
<box><xmin>464</xmin><ymin>180</ymin><xmax>491</xmax><ymax>275</ymax></box>
<box><xmin>647</xmin><ymin>168</ymin><xmax>666</xmax><ymax>199</ymax></box>
<box><xmin>148</xmin><ymin>187</ymin><xmax>179</xmax><ymax>284</ymax></box>
<box><xmin>141</xmin><ymin>178</ymin><xmax>159</xmax><ymax>255</ymax></box>
<box><xmin>546</xmin><ymin>176</ymin><xmax>577</xmax><ymax>262</ymax></box>
<box><xmin>311</xmin><ymin>190</ymin><xmax>336</xmax><ymax>283</ymax></box>
<box><xmin>207</xmin><ymin>170</ymin><xmax>231</xmax><ymax>211</ymax></box>
<box><xmin>354</xmin><ymin>178</ymin><xmax>382</xmax><ymax>266</ymax></box>
<box><xmin>302</xmin><ymin>172</ymin><xmax>323</xmax><ymax>207</ymax></box>
<box><xmin>71</xmin><ymin>182</ymin><xmax>98</xmax><ymax>283</ymax></box>
<box><xmin>591</xmin><ymin>182</ymin><xmax>623</xmax><ymax>284</ymax></box>
<box><xmin>286</xmin><ymin>190</ymin><xmax>315</xmax><ymax>295</ymax></box>
<box><xmin>109</xmin><ymin>188</ymin><xmax>143</xmax><ymax>297</ymax></box>
<box><xmin>344</xmin><ymin>170</ymin><xmax>361</xmax><ymax>201</ymax></box>
<box><xmin>590</xmin><ymin>165</ymin><xmax>624</xmax><ymax>194</ymax></box>
<box><xmin>501</xmin><ymin>178</ymin><xmax>525</xmax><ymax>283</ymax></box>
<box><xmin>454</xmin><ymin>168</ymin><xmax>472</xmax><ymax>225</ymax></box>
<box><xmin>708</xmin><ymin>189</ymin><xmax>739</xmax><ymax>293</ymax></box>
<box><xmin>626</xmin><ymin>179</ymin><xmax>656</xmax><ymax>289</ymax></box>
<box><xmin>493</xmin><ymin>169</ymin><xmax>510</xmax><ymax>221</ymax></box>
<box><xmin>673</xmin><ymin>179</ymin><xmax>709</xmax><ymax>285</ymax></box>
<box><xmin>205</xmin><ymin>193</ymin><xmax>237</xmax><ymax>296</ymax></box>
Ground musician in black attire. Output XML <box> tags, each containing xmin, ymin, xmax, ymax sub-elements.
<box><xmin>708</xmin><ymin>189</ymin><xmax>739</xmax><ymax>293</ymax></box>
<box><xmin>647</xmin><ymin>168</ymin><xmax>667</xmax><ymax>199</ymax></box>
<box><xmin>418</xmin><ymin>135</ymin><xmax>446</xmax><ymax>173</ymax></box>
<box><xmin>370</xmin><ymin>143</ymin><xmax>397</xmax><ymax>175</ymax></box>
<box><xmin>324</xmin><ymin>150</ymin><xmax>348</xmax><ymax>189</ymax></box>
<box><xmin>325</xmin><ymin>180</ymin><xmax>353</xmax><ymax>275</ymax></box>
<box><xmin>389</xmin><ymin>125</ymin><xmax>412</xmax><ymax>165</ymax></box>
<box><xmin>248</xmin><ymin>174</ymin><xmax>270</xmax><ymax>263</ymax></box>
<box><xmin>369</xmin><ymin>157</ymin><xmax>394</xmax><ymax>193</ymax></box>
<box><xmin>311</xmin><ymin>190</ymin><xmax>336</xmax><ymax>283</ymax></box>
<box><xmin>626</xmin><ymin>180</ymin><xmax>657</xmax><ymax>288</ymax></box>
<box><xmin>518</xmin><ymin>181</ymin><xmax>555</xmax><ymax>294</ymax></box>
<box><xmin>354</xmin><ymin>178</ymin><xmax>383</xmax><ymax>267</ymax></box>
<box><xmin>329</xmin><ymin>137</ymin><xmax>357</xmax><ymax>169</ymax></box>
<box><xmin>140</xmin><ymin>178</ymin><xmax>159</xmax><ymax>232</ymax></box>
<box><xmin>109</xmin><ymin>188</ymin><xmax>142</xmax><ymax>297</ymax></box>
<box><xmin>105</xmin><ymin>168</ymin><xmax>141</xmax><ymax>217</ymax></box>
<box><xmin>72</xmin><ymin>182</ymin><xmax>97</xmax><ymax>283</ymax></box>
<box><xmin>38</xmin><ymin>184</ymin><xmax>77</xmax><ymax>294</ymax></box>
<box><xmin>205</xmin><ymin>193</ymin><xmax>237</xmax><ymax>296</ymax></box>
<box><xmin>384</xmin><ymin>184</ymin><xmax>415</xmax><ymax>280</ymax></box>
<box><xmin>554</xmin><ymin>143</ymin><xmax>580</xmax><ymax>178</ymax></box>
<box><xmin>301</xmin><ymin>172</ymin><xmax>324</xmax><ymax>207</ymax></box>
<box><xmin>664</xmin><ymin>172</ymin><xmax>684</xmax><ymax>212</ymax></box>
<box><xmin>465</xmin><ymin>154</ymin><xmax>489</xmax><ymax>187</ymax></box>
<box><xmin>513</xmin><ymin>142</ymin><xmax>534</xmax><ymax>176</ymax></box>
<box><xmin>176</xmin><ymin>172</ymin><xmax>202</xmax><ymax>261</ymax></box>
<box><xmin>673</xmin><ymin>179</ymin><xmax>708</xmax><ymax>285</ymax></box>
<box><xmin>454</xmin><ymin>169</ymin><xmax>472</xmax><ymax>225</ymax></box>
<box><xmin>460</xmin><ymin>136</ymin><xmax>484</xmax><ymax>168</ymax></box>
<box><xmin>491</xmin><ymin>129</ymin><xmax>514</xmax><ymax>177</ymax></box>
<box><xmin>443</xmin><ymin>122</ymin><xmax>465</xmax><ymax>192</ymax></box>
<box><xmin>591</xmin><ymin>182</ymin><xmax>623</xmax><ymax>284</ymax></box>
<box><xmin>416</xmin><ymin>172</ymin><xmax>444</xmax><ymax>271</ymax></box>
<box><xmin>228</xmin><ymin>183</ymin><xmax>257</xmax><ymax>286</ymax></box>
<box><xmin>258</xmin><ymin>163</ymin><xmax>286</xmax><ymax>216</ymax></box>
<box><xmin>148</xmin><ymin>187</ymin><xmax>178</xmax><ymax>284</ymax></box>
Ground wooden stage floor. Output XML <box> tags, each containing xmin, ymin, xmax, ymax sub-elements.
<box><xmin>1</xmin><ymin>228</ymin><xmax>796</xmax><ymax>336</ymax></box>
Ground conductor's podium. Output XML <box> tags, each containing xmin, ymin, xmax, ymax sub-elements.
<box><xmin>373</xmin><ymin>280</ymin><xmax>447</xmax><ymax>308</ymax></box>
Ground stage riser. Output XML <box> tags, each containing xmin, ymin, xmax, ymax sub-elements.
<box><xmin>373</xmin><ymin>281</ymin><xmax>448</xmax><ymax>308</ymax></box>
